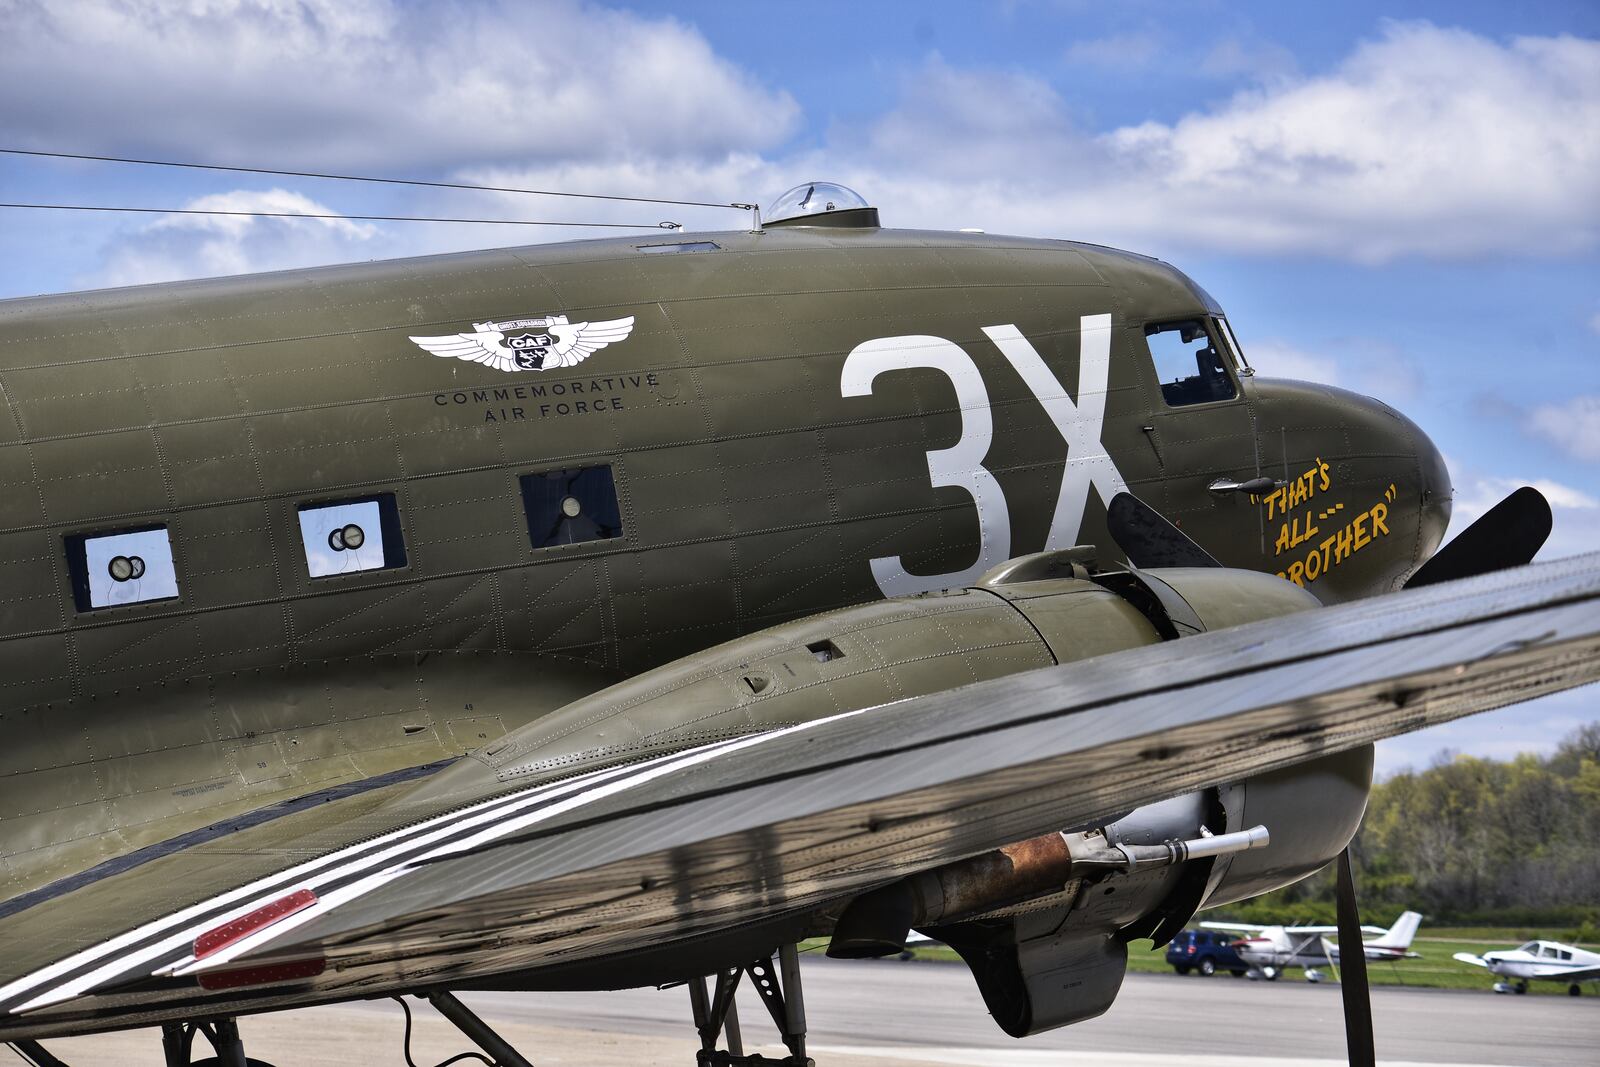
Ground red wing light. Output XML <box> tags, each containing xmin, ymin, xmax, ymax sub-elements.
<box><xmin>194</xmin><ymin>888</ymin><xmax>318</xmax><ymax>960</ymax></box>
<box><xmin>197</xmin><ymin>957</ymin><xmax>326</xmax><ymax>991</ymax></box>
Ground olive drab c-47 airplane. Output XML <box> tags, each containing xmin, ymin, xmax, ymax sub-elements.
<box><xmin>1</xmin><ymin>182</ymin><xmax>1597</xmax><ymax>1067</ymax></box>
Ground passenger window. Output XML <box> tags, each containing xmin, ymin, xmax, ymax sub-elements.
<box><xmin>520</xmin><ymin>465</ymin><xmax>623</xmax><ymax>549</ymax></box>
<box><xmin>296</xmin><ymin>494</ymin><xmax>406</xmax><ymax>578</ymax></box>
<box><xmin>1144</xmin><ymin>319</ymin><xmax>1236</xmax><ymax>406</ymax></box>
<box><xmin>65</xmin><ymin>525</ymin><xmax>180</xmax><ymax>611</ymax></box>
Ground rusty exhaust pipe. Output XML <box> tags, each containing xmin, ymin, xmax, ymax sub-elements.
<box><xmin>827</xmin><ymin>825</ymin><xmax>1267</xmax><ymax>958</ymax></box>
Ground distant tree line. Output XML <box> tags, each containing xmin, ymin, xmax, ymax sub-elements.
<box><xmin>1212</xmin><ymin>722</ymin><xmax>1600</xmax><ymax>935</ymax></box>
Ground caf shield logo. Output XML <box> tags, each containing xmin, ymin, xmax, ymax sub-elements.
<box><xmin>507</xmin><ymin>332</ymin><xmax>555</xmax><ymax>369</ymax></box>
<box><xmin>410</xmin><ymin>314</ymin><xmax>636</xmax><ymax>374</ymax></box>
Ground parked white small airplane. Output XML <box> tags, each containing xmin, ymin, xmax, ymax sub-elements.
<box><xmin>1453</xmin><ymin>940</ymin><xmax>1600</xmax><ymax>996</ymax></box>
<box><xmin>1203</xmin><ymin>910</ymin><xmax>1422</xmax><ymax>981</ymax></box>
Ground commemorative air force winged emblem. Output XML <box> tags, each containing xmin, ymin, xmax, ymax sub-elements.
<box><xmin>409</xmin><ymin>314</ymin><xmax>635</xmax><ymax>373</ymax></box>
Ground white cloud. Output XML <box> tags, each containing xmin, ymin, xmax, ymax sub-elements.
<box><xmin>18</xmin><ymin>14</ymin><xmax>1600</xmax><ymax>286</ymax></box>
<box><xmin>90</xmin><ymin>189</ymin><xmax>381</xmax><ymax>287</ymax></box>
<box><xmin>1241</xmin><ymin>338</ymin><xmax>1426</xmax><ymax>403</ymax></box>
<box><xmin>1445</xmin><ymin>461</ymin><xmax>1598</xmax><ymax>562</ymax></box>
<box><xmin>0</xmin><ymin>0</ymin><xmax>799</xmax><ymax>169</ymax></box>
<box><xmin>831</xmin><ymin>22</ymin><xmax>1600</xmax><ymax>261</ymax></box>
<box><xmin>1064</xmin><ymin>33</ymin><xmax>1160</xmax><ymax>70</ymax></box>
<box><xmin>1244</xmin><ymin>340</ymin><xmax>1340</xmax><ymax>384</ymax></box>
<box><xmin>1200</xmin><ymin>36</ymin><xmax>1299</xmax><ymax>81</ymax></box>
<box><xmin>1527</xmin><ymin>395</ymin><xmax>1600</xmax><ymax>462</ymax></box>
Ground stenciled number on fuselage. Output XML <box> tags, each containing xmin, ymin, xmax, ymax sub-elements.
<box><xmin>842</xmin><ymin>315</ymin><xmax>1128</xmax><ymax>597</ymax></box>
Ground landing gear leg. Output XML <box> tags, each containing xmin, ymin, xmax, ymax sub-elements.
<box><xmin>162</xmin><ymin>1022</ymin><xmax>197</xmax><ymax>1066</ymax></box>
<box><xmin>160</xmin><ymin>1018</ymin><xmax>274</xmax><ymax>1067</ymax></box>
<box><xmin>689</xmin><ymin>944</ymin><xmax>813</xmax><ymax>1067</ymax></box>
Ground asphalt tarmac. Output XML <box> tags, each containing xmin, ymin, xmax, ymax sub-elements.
<box><xmin>18</xmin><ymin>956</ymin><xmax>1599</xmax><ymax>1067</ymax></box>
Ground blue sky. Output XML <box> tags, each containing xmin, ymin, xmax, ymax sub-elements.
<box><xmin>1</xmin><ymin>1</ymin><xmax>1596</xmax><ymax>774</ymax></box>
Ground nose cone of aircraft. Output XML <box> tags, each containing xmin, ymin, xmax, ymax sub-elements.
<box><xmin>1247</xmin><ymin>378</ymin><xmax>1452</xmax><ymax>598</ymax></box>
<box><xmin>1414</xmin><ymin>419</ymin><xmax>1453</xmax><ymax>563</ymax></box>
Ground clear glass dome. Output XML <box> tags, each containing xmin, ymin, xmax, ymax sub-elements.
<box><xmin>766</xmin><ymin>182</ymin><xmax>870</xmax><ymax>223</ymax></box>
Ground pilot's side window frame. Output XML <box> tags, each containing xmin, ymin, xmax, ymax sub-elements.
<box><xmin>1141</xmin><ymin>318</ymin><xmax>1239</xmax><ymax>408</ymax></box>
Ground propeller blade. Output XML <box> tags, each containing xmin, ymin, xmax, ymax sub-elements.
<box><xmin>1405</xmin><ymin>486</ymin><xmax>1552</xmax><ymax>589</ymax></box>
<box><xmin>1335</xmin><ymin>849</ymin><xmax>1375</xmax><ymax>1067</ymax></box>
<box><xmin>1106</xmin><ymin>492</ymin><xmax>1221</xmax><ymax>569</ymax></box>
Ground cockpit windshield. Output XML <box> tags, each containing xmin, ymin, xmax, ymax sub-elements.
<box><xmin>1144</xmin><ymin>318</ymin><xmax>1237</xmax><ymax>406</ymax></box>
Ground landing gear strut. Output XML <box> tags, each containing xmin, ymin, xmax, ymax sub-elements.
<box><xmin>420</xmin><ymin>991</ymin><xmax>534</xmax><ymax>1067</ymax></box>
<box><xmin>9</xmin><ymin>1039</ymin><xmax>71</xmax><ymax>1067</ymax></box>
<box><xmin>689</xmin><ymin>944</ymin><xmax>812</xmax><ymax>1067</ymax></box>
<box><xmin>161</xmin><ymin>1019</ymin><xmax>276</xmax><ymax>1067</ymax></box>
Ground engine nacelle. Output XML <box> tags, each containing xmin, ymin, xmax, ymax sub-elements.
<box><xmin>1201</xmin><ymin>745</ymin><xmax>1374</xmax><ymax>908</ymax></box>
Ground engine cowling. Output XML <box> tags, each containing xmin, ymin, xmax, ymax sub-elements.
<box><xmin>1201</xmin><ymin>745</ymin><xmax>1374</xmax><ymax>908</ymax></box>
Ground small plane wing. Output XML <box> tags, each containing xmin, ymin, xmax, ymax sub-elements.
<box><xmin>3</xmin><ymin>552</ymin><xmax>1600</xmax><ymax>1038</ymax></box>
<box><xmin>1453</xmin><ymin>952</ymin><xmax>1491</xmax><ymax>968</ymax></box>
<box><xmin>1201</xmin><ymin>921</ymin><xmax>1266</xmax><ymax>933</ymax></box>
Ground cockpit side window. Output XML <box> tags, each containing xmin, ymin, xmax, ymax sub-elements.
<box><xmin>1144</xmin><ymin>319</ymin><xmax>1237</xmax><ymax>406</ymax></box>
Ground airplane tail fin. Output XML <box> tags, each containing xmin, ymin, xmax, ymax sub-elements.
<box><xmin>1371</xmin><ymin>910</ymin><xmax>1422</xmax><ymax>950</ymax></box>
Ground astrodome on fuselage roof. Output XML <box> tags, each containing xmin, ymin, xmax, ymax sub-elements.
<box><xmin>766</xmin><ymin>182</ymin><xmax>872</xmax><ymax>223</ymax></box>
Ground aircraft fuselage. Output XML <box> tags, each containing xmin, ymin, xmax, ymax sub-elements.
<box><xmin>0</xmin><ymin>221</ymin><xmax>1448</xmax><ymax>912</ymax></box>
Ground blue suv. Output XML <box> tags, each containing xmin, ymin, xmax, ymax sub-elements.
<box><xmin>1166</xmin><ymin>929</ymin><xmax>1248</xmax><ymax>976</ymax></box>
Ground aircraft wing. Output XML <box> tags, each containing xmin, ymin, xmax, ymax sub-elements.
<box><xmin>1453</xmin><ymin>952</ymin><xmax>1491</xmax><ymax>968</ymax></box>
<box><xmin>3</xmin><ymin>552</ymin><xmax>1600</xmax><ymax>1039</ymax></box>
<box><xmin>1200</xmin><ymin>921</ymin><xmax>1266</xmax><ymax>933</ymax></box>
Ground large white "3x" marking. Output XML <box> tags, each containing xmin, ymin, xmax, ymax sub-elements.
<box><xmin>841</xmin><ymin>315</ymin><xmax>1128</xmax><ymax>597</ymax></box>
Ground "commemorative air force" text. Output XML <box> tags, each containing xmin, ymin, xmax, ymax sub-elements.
<box><xmin>432</xmin><ymin>374</ymin><xmax>661</xmax><ymax>422</ymax></box>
